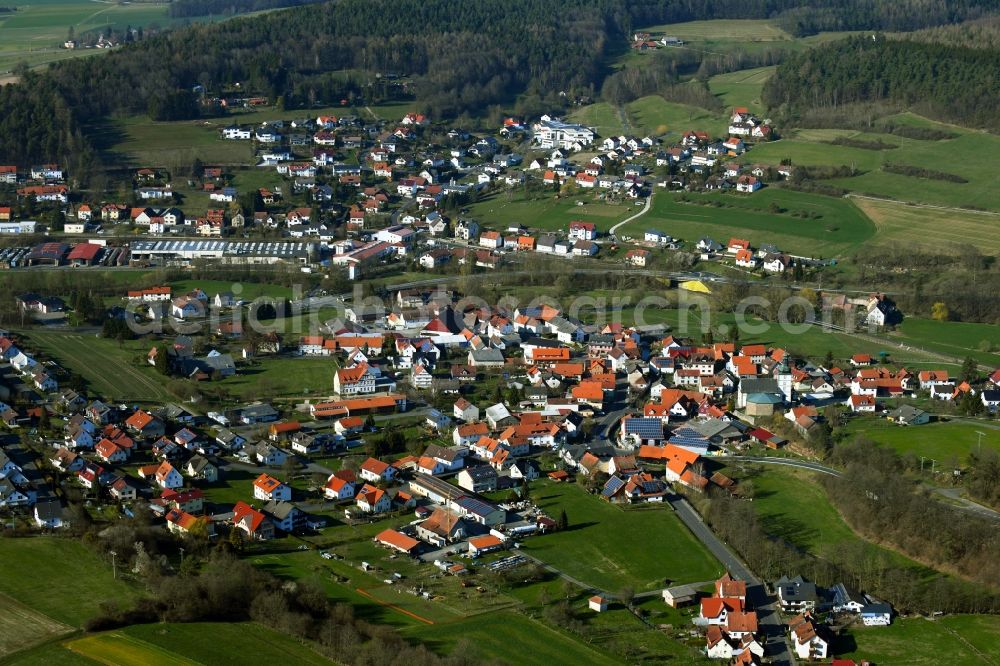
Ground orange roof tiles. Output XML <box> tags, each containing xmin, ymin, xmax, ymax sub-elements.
<box><xmin>376</xmin><ymin>528</ymin><xmax>420</xmax><ymax>553</ymax></box>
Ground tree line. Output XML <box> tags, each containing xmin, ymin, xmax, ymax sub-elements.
<box><xmin>763</xmin><ymin>35</ymin><xmax>1000</xmax><ymax>131</ymax></box>
<box><xmin>699</xmin><ymin>439</ymin><xmax>1000</xmax><ymax>615</ymax></box>
<box><xmin>168</xmin><ymin>0</ymin><xmax>324</xmax><ymax>18</ymax></box>
<box><xmin>4</xmin><ymin>0</ymin><xmax>1000</xmax><ymax>170</ymax></box>
<box><xmin>848</xmin><ymin>242</ymin><xmax>1000</xmax><ymax>325</ymax></box>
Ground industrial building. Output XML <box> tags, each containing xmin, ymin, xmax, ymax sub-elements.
<box><xmin>128</xmin><ymin>239</ymin><xmax>319</xmax><ymax>265</ymax></box>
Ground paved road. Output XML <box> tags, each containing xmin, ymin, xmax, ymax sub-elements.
<box><xmin>720</xmin><ymin>455</ymin><xmax>1000</xmax><ymax>523</ymax></box>
<box><xmin>609</xmin><ymin>192</ymin><xmax>653</xmax><ymax>237</ymax></box>
<box><xmin>669</xmin><ymin>495</ymin><xmax>796</xmax><ymax>666</ymax></box>
<box><xmin>719</xmin><ymin>455</ymin><xmax>839</xmax><ymax>476</ymax></box>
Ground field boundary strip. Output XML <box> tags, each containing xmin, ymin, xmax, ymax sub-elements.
<box><xmin>354</xmin><ymin>588</ymin><xmax>435</xmax><ymax>625</ymax></box>
<box><xmin>0</xmin><ymin>592</ymin><xmax>75</xmax><ymax>659</ymax></box>
<box><xmin>66</xmin><ymin>632</ymin><xmax>199</xmax><ymax>666</ymax></box>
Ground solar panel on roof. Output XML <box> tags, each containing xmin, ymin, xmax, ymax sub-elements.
<box><xmin>623</xmin><ymin>417</ymin><xmax>664</xmax><ymax>439</ymax></box>
<box><xmin>454</xmin><ymin>496</ymin><xmax>497</xmax><ymax>516</ymax></box>
<box><xmin>601</xmin><ymin>476</ymin><xmax>626</xmax><ymax>497</ymax></box>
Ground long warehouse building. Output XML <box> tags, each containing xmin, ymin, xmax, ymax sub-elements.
<box><xmin>129</xmin><ymin>239</ymin><xmax>319</xmax><ymax>264</ymax></box>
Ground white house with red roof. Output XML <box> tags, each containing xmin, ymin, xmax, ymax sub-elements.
<box><xmin>154</xmin><ymin>461</ymin><xmax>184</xmax><ymax>489</ymax></box>
<box><xmin>232</xmin><ymin>501</ymin><xmax>274</xmax><ymax>540</ymax></box>
<box><xmin>253</xmin><ymin>473</ymin><xmax>291</xmax><ymax>502</ymax></box>
<box><xmin>359</xmin><ymin>457</ymin><xmax>395</xmax><ymax>484</ymax></box>
<box><xmin>355</xmin><ymin>483</ymin><xmax>391</xmax><ymax>513</ymax></box>
<box><xmin>323</xmin><ymin>475</ymin><xmax>355</xmax><ymax>501</ymax></box>
<box><xmin>736</xmin><ymin>174</ymin><xmax>760</xmax><ymax>192</ymax></box>
<box><xmin>334</xmin><ymin>363</ymin><xmax>377</xmax><ymax>396</ymax></box>
<box><xmin>568</xmin><ymin>220</ymin><xmax>597</xmax><ymax>241</ymax></box>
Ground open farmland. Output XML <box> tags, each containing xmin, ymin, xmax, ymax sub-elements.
<box><xmin>466</xmin><ymin>191</ymin><xmax>638</xmax><ymax>233</ymax></box>
<box><xmin>66</xmin><ymin>623</ymin><xmax>338</xmax><ymax>664</ymax></box>
<box><xmin>707</xmin><ymin>66</ymin><xmax>776</xmax><ymax>115</ymax></box>
<box><xmin>96</xmin><ymin>116</ymin><xmax>254</xmax><ymax>169</ymax></box>
<box><xmin>627</xmin><ymin>96</ymin><xmax>728</xmax><ymax>138</ymax></box>
<box><xmin>401</xmin><ymin>611</ymin><xmax>622</xmax><ymax>666</ymax></box>
<box><xmin>839</xmin><ymin>615</ymin><xmax>1000</xmax><ymax>665</ymax></box>
<box><xmin>17</xmin><ymin>329</ymin><xmax>173</xmax><ymax>403</ymax></box>
<box><xmin>0</xmin><ymin>538</ymin><xmax>141</xmax><ymax>627</ymax></box>
<box><xmin>739</xmin><ymin>117</ymin><xmax>1000</xmax><ymax>213</ymax></box>
<box><xmin>0</xmin><ymin>0</ymin><xmax>173</xmax><ymax>73</ymax></box>
<box><xmin>121</xmin><ymin>622</ymin><xmax>334</xmax><ymax>665</ymax></box>
<box><xmin>0</xmin><ymin>594</ymin><xmax>74</xmax><ymax>659</ymax></box>
<box><xmin>567</xmin><ymin>102</ymin><xmax>627</xmax><ymax>137</ymax></box>
<box><xmin>640</xmin><ymin>19</ymin><xmax>792</xmax><ymax>44</ymax></box>
<box><xmin>839</xmin><ymin>418</ymin><xmax>1000</xmax><ymax>464</ymax></box>
<box><xmin>891</xmin><ymin>317</ymin><xmax>1000</xmax><ymax>366</ymax></box>
<box><xmin>219</xmin><ymin>357</ymin><xmax>337</xmax><ymax>400</ymax></box>
<box><xmin>850</xmin><ymin>197</ymin><xmax>1000</xmax><ymax>256</ymax></box>
<box><xmin>620</xmin><ymin>189</ymin><xmax>876</xmax><ymax>257</ymax></box>
<box><xmin>521</xmin><ymin>481</ymin><xmax>720</xmax><ymax>592</ymax></box>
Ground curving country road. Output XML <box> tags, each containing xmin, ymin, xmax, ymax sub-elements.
<box><xmin>609</xmin><ymin>192</ymin><xmax>653</xmax><ymax>237</ymax></box>
<box><xmin>718</xmin><ymin>455</ymin><xmax>1000</xmax><ymax>523</ymax></box>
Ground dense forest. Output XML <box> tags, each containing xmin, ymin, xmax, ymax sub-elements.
<box><xmin>899</xmin><ymin>14</ymin><xmax>1000</xmax><ymax>48</ymax></box>
<box><xmin>625</xmin><ymin>0</ymin><xmax>1000</xmax><ymax>36</ymax></box>
<box><xmin>167</xmin><ymin>0</ymin><xmax>324</xmax><ymax>18</ymax></box>
<box><xmin>762</xmin><ymin>35</ymin><xmax>1000</xmax><ymax>130</ymax></box>
<box><xmin>4</xmin><ymin>0</ymin><xmax>1000</xmax><ymax>168</ymax></box>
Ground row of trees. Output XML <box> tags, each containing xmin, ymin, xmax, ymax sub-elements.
<box><xmin>824</xmin><ymin>439</ymin><xmax>1000</xmax><ymax>593</ymax></box>
<box><xmin>849</xmin><ymin>242</ymin><xmax>1000</xmax><ymax>325</ymax></box>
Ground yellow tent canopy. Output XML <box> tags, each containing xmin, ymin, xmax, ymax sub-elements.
<box><xmin>679</xmin><ymin>280</ymin><xmax>712</xmax><ymax>294</ymax></box>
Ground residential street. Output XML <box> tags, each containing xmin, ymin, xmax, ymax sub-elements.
<box><xmin>668</xmin><ymin>495</ymin><xmax>797</xmax><ymax>666</ymax></box>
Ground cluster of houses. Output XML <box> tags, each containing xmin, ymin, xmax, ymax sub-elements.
<box><xmin>4</xmin><ymin>165</ymin><xmax>68</xmax><ymax>210</ymax></box>
<box><xmin>630</xmin><ymin>31</ymin><xmax>685</xmax><ymax>50</ymax></box>
<box><xmin>776</xmin><ymin>575</ymin><xmax>892</xmax><ymax>661</ymax></box>
<box><xmin>1</xmin><ymin>103</ymin><xmax>785</xmax><ymax>288</ymax></box>
<box><xmin>683</xmin><ymin>571</ymin><xmax>891</xmax><ymax>663</ymax></box>
<box><xmin>846</xmin><ymin>362</ymin><xmax>1000</xmax><ymax>413</ymax></box>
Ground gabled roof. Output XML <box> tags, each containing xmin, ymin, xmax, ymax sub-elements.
<box><xmin>253</xmin><ymin>473</ymin><xmax>285</xmax><ymax>493</ymax></box>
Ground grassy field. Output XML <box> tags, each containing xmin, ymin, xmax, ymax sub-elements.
<box><xmin>742</xmin><ymin>466</ymin><xmax>947</xmax><ymax>579</ymax></box>
<box><xmin>17</xmin><ymin>329</ymin><xmax>173</xmax><ymax>403</ymax></box>
<box><xmin>850</xmin><ymin>197</ymin><xmax>1000</xmax><ymax>257</ymax></box>
<box><xmin>707</xmin><ymin>66</ymin><xmax>776</xmax><ymax>115</ymax></box>
<box><xmin>67</xmin><ymin>632</ymin><xmax>197</xmax><ymax>666</ymax></box>
<box><xmin>97</xmin><ymin>116</ymin><xmax>254</xmax><ymax>169</ymax></box>
<box><xmin>620</xmin><ymin>188</ymin><xmax>876</xmax><ymax>257</ymax></box>
<box><xmin>465</xmin><ymin>190</ymin><xmax>638</xmax><ymax>233</ymax></box>
<box><xmin>401</xmin><ymin>610</ymin><xmax>622</xmax><ymax>665</ymax></box>
<box><xmin>219</xmin><ymin>357</ymin><xmax>336</xmax><ymax>400</ymax></box>
<box><xmin>626</xmin><ymin>95</ymin><xmax>728</xmax><ymax>138</ymax></box>
<box><xmin>521</xmin><ymin>481</ymin><xmax>720</xmax><ymax>592</ymax></box>
<box><xmin>567</xmin><ymin>102</ymin><xmax>627</xmax><ymax>137</ymax></box>
<box><xmin>640</xmin><ymin>19</ymin><xmax>791</xmax><ymax>43</ymax></box>
<box><xmin>68</xmin><ymin>622</ymin><xmax>335</xmax><ymax>665</ymax></box>
<box><xmin>0</xmin><ymin>538</ymin><xmax>141</xmax><ymax>627</ymax></box>
<box><xmin>740</xmin><ymin>116</ymin><xmax>1000</xmax><ymax>214</ymax></box>
<box><xmin>840</xmin><ymin>418</ymin><xmax>1000</xmax><ymax>464</ymax></box>
<box><xmin>0</xmin><ymin>0</ymin><xmax>173</xmax><ymax>73</ymax></box>
<box><xmin>200</xmin><ymin>467</ymin><xmax>259</xmax><ymax>508</ymax></box>
<box><xmin>889</xmin><ymin>316</ymin><xmax>1000</xmax><ymax>367</ymax></box>
<box><xmin>0</xmin><ymin>593</ymin><xmax>74</xmax><ymax>659</ymax></box>
<box><xmin>839</xmin><ymin>615</ymin><xmax>1000</xmax><ymax>665</ymax></box>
